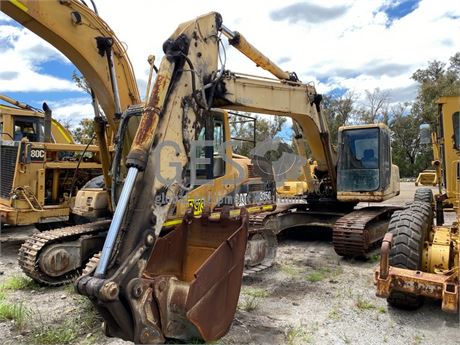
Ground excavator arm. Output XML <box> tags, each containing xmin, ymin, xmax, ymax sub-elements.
<box><xmin>75</xmin><ymin>12</ymin><xmax>340</xmax><ymax>343</ymax></box>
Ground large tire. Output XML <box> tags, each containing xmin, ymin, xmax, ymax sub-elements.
<box><xmin>414</xmin><ymin>187</ymin><xmax>433</xmax><ymax>204</ymax></box>
<box><xmin>386</xmin><ymin>203</ymin><xmax>432</xmax><ymax>310</ymax></box>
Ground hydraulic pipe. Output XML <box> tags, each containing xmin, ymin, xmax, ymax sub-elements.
<box><xmin>220</xmin><ymin>25</ymin><xmax>296</xmax><ymax>81</ymax></box>
<box><xmin>96</xmin><ymin>37</ymin><xmax>123</xmax><ymax>119</ymax></box>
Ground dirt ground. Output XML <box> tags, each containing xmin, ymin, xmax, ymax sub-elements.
<box><xmin>0</xmin><ymin>183</ymin><xmax>458</xmax><ymax>345</ymax></box>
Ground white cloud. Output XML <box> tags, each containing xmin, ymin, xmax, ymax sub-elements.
<box><xmin>47</xmin><ymin>97</ymin><xmax>93</xmax><ymax>128</ymax></box>
<box><xmin>0</xmin><ymin>0</ymin><xmax>459</xmax><ymax>107</ymax></box>
<box><xmin>0</xmin><ymin>23</ymin><xmax>78</xmax><ymax>92</ymax></box>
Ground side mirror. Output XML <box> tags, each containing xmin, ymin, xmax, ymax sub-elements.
<box><xmin>419</xmin><ymin>124</ymin><xmax>431</xmax><ymax>145</ymax></box>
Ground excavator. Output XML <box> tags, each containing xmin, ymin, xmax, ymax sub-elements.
<box><xmin>70</xmin><ymin>12</ymin><xmax>401</xmax><ymax>343</ymax></box>
<box><xmin>1</xmin><ymin>0</ymin><xmax>278</xmax><ymax>285</ymax></box>
<box><xmin>0</xmin><ymin>94</ymin><xmax>101</xmax><ymax>228</ymax></box>
<box><xmin>375</xmin><ymin>95</ymin><xmax>459</xmax><ymax>313</ymax></box>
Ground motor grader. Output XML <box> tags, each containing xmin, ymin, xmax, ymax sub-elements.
<box><xmin>68</xmin><ymin>12</ymin><xmax>402</xmax><ymax>343</ymax></box>
<box><xmin>0</xmin><ymin>94</ymin><xmax>101</xmax><ymax>228</ymax></box>
<box><xmin>375</xmin><ymin>95</ymin><xmax>459</xmax><ymax>313</ymax></box>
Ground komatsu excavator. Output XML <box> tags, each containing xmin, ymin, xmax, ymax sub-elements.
<box><xmin>70</xmin><ymin>12</ymin><xmax>401</xmax><ymax>343</ymax></box>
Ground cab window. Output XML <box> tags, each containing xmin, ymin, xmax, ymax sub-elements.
<box><xmin>337</xmin><ymin>128</ymin><xmax>380</xmax><ymax>192</ymax></box>
<box><xmin>13</xmin><ymin>117</ymin><xmax>43</xmax><ymax>142</ymax></box>
<box><xmin>453</xmin><ymin>111</ymin><xmax>459</xmax><ymax>150</ymax></box>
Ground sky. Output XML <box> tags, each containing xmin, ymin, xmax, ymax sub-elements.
<box><xmin>0</xmin><ymin>0</ymin><xmax>459</xmax><ymax>127</ymax></box>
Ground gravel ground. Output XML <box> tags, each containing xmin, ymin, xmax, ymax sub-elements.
<box><xmin>0</xmin><ymin>183</ymin><xmax>458</xmax><ymax>345</ymax></box>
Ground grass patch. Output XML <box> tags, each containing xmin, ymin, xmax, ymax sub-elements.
<box><xmin>239</xmin><ymin>295</ymin><xmax>259</xmax><ymax>312</ymax></box>
<box><xmin>285</xmin><ymin>325</ymin><xmax>312</xmax><ymax>345</ymax></box>
<box><xmin>29</xmin><ymin>297</ymin><xmax>101</xmax><ymax>345</ymax></box>
<box><xmin>0</xmin><ymin>290</ymin><xmax>5</xmax><ymax>301</ymax></box>
<box><xmin>306</xmin><ymin>271</ymin><xmax>326</xmax><ymax>282</ymax></box>
<box><xmin>369</xmin><ymin>254</ymin><xmax>380</xmax><ymax>263</ymax></box>
<box><xmin>242</xmin><ymin>287</ymin><xmax>269</xmax><ymax>298</ymax></box>
<box><xmin>0</xmin><ymin>300</ymin><xmax>29</xmax><ymax>329</ymax></box>
<box><xmin>280</xmin><ymin>263</ymin><xmax>301</xmax><ymax>277</ymax></box>
<box><xmin>31</xmin><ymin>321</ymin><xmax>77</xmax><ymax>345</ymax></box>
<box><xmin>328</xmin><ymin>307</ymin><xmax>340</xmax><ymax>320</ymax></box>
<box><xmin>0</xmin><ymin>274</ymin><xmax>38</xmax><ymax>291</ymax></box>
<box><xmin>378</xmin><ymin>306</ymin><xmax>387</xmax><ymax>314</ymax></box>
<box><xmin>355</xmin><ymin>297</ymin><xmax>376</xmax><ymax>310</ymax></box>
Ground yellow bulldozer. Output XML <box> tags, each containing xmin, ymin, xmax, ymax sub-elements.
<box><xmin>375</xmin><ymin>95</ymin><xmax>459</xmax><ymax>313</ymax></box>
<box><xmin>0</xmin><ymin>94</ymin><xmax>101</xmax><ymax>228</ymax></box>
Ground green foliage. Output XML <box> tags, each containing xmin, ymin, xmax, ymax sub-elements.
<box><xmin>0</xmin><ymin>274</ymin><xmax>38</xmax><ymax>291</ymax></box>
<box><xmin>285</xmin><ymin>325</ymin><xmax>313</xmax><ymax>345</ymax></box>
<box><xmin>230</xmin><ymin>112</ymin><xmax>292</xmax><ymax>159</ymax></box>
<box><xmin>0</xmin><ymin>301</ymin><xmax>29</xmax><ymax>329</ymax></box>
<box><xmin>31</xmin><ymin>321</ymin><xmax>77</xmax><ymax>345</ymax></box>
<box><xmin>306</xmin><ymin>271</ymin><xmax>326</xmax><ymax>282</ymax></box>
<box><xmin>239</xmin><ymin>295</ymin><xmax>260</xmax><ymax>312</ymax></box>
<box><xmin>323</xmin><ymin>91</ymin><xmax>356</xmax><ymax>146</ymax></box>
<box><xmin>355</xmin><ymin>297</ymin><xmax>376</xmax><ymax>310</ymax></box>
<box><xmin>72</xmin><ymin>118</ymin><xmax>95</xmax><ymax>144</ymax></box>
<box><xmin>242</xmin><ymin>287</ymin><xmax>269</xmax><ymax>298</ymax></box>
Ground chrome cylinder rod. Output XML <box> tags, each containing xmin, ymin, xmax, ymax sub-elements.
<box><xmin>94</xmin><ymin>167</ymin><xmax>138</xmax><ymax>277</ymax></box>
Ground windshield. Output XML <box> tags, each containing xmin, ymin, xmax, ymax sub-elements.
<box><xmin>338</xmin><ymin>128</ymin><xmax>380</xmax><ymax>192</ymax></box>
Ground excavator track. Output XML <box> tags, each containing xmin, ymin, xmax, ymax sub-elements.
<box><xmin>243</xmin><ymin>211</ymin><xmax>278</xmax><ymax>277</ymax></box>
<box><xmin>18</xmin><ymin>220</ymin><xmax>111</xmax><ymax>286</ymax></box>
<box><xmin>332</xmin><ymin>206</ymin><xmax>399</xmax><ymax>257</ymax></box>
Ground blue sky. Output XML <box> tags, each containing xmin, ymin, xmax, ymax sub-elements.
<box><xmin>0</xmin><ymin>0</ymin><xmax>459</xmax><ymax>127</ymax></box>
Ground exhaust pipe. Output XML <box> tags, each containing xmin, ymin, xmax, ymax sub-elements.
<box><xmin>42</xmin><ymin>102</ymin><xmax>52</xmax><ymax>143</ymax></box>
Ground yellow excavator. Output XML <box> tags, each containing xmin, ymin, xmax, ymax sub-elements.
<box><xmin>375</xmin><ymin>96</ymin><xmax>459</xmax><ymax>313</ymax></box>
<box><xmin>70</xmin><ymin>12</ymin><xmax>401</xmax><ymax>343</ymax></box>
<box><xmin>0</xmin><ymin>94</ymin><xmax>101</xmax><ymax>228</ymax></box>
<box><xmin>2</xmin><ymin>0</ymin><xmax>278</xmax><ymax>285</ymax></box>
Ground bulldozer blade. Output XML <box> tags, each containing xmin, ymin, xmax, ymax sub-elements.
<box><xmin>145</xmin><ymin>207</ymin><xmax>249</xmax><ymax>342</ymax></box>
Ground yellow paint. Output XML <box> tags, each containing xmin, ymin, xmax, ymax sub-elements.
<box><xmin>9</xmin><ymin>0</ymin><xmax>28</xmax><ymax>12</ymax></box>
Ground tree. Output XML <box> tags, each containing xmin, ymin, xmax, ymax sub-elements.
<box><xmin>72</xmin><ymin>118</ymin><xmax>95</xmax><ymax>144</ymax></box>
<box><xmin>356</xmin><ymin>88</ymin><xmax>390</xmax><ymax>124</ymax></box>
<box><xmin>323</xmin><ymin>91</ymin><xmax>356</xmax><ymax>146</ymax></box>
<box><xmin>72</xmin><ymin>71</ymin><xmax>91</xmax><ymax>95</ymax></box>
<box><xmin>411</xmin><ymin>55</ymin><xmax>460</xmax><ymax>125</ymax></box>
<box><xmin>230</xmin><ymin>113</ymin><xmax>291</xmax><ymax>160</ymax></box>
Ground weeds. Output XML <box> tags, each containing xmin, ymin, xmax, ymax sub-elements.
<box><xmin>328</xmin><ymin>306</ymin><xmax>340</xmax><ymax>320</ymax></box>
<box><xmin>369</xmin><ymin>254</ymin><xmax>380</xmax><ymax>263</ymax></box>
<box><xmin>0</xmin><ymin>274</ymin><xmax>38</xmax><ymax>291</ymax></box>
<box><xmin>378</xmin><ymin>306</ymin><xmax>387</xmax><ymax>314</ymax></box>
<box><xmin>355</xmin><ymin>296</ymin><xmax>376</xmax><ymax>310</ymax></box>
<box><xmin>241</xmin><ymin>287</ymin><xmax>269</xmax><ymax>298</ymax></box>
<box><xmin>30</xmin><ymin>321</ymin><xmax>77</xmax><ymax>345</ymax></box>
<box><xmin>306</xmin><ymin>271</ymin><xmax>326</xmax><ymax>282</ymax></box>
<box><xmin>0</xmin><ymin>300</ymin><xmax>29</xmax><ymax>329</ymax></box>
<box><xmin>285</xmin><ymin>325</ymin><xmax>312</xmax><ymax>345</ymax></box>
<box><xmin>280</xmin><ymin>263</ymin><xmax>301</xmax><ymax>277</ymax></box>
<box><xmin>239</xmin><ymin>295</ymin><xmax>259</xmax><ymax>312</ymax></box>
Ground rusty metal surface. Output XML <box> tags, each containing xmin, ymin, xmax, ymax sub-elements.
<box><xmin>333</xmin><ymin>206</ymin><xmax>399</xmax><ymax>257</ymax></box>
<box><xmin>18</xmin><ymin>220</ymin><xmax>110</xmax><ymax>285</ymax></box>
<box><xmin>375</xmin><ymin>265</ymin><xmax>458</xmax><ymax>313</ymax></box>
<box><xmin>146</xmin><ymin>209</ymin><xmax>249</xmax><ymax>341</ymax></box>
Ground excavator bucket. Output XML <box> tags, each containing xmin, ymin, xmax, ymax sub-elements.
<box><xmin>144</xmin><ymin>207</ymin><xmax>249</xmax><ymax>341</ymax></box>
<box><xmin>77</xmin><ymin>208</ymin><xmax>249</xmax><ymax>343</ymax></box>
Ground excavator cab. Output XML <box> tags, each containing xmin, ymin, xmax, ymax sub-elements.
<box><xmin>337</xmin><ymin>124</ymin><xmax>399</xmax><ymax>202</ymax></box>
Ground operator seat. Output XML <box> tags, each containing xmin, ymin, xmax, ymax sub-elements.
<box><xmin>362</xmin><ymin>149</ymin><xmax>378</xmax><ymax>168</ymax></box>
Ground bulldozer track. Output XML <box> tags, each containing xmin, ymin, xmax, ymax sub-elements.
<box><xmin>18</xmin><ymin>220</ymin><xmax>111</xmax><ymax>286</ymax></box>
<box><xmin>332</xmin><ymin>206</ymin><xmax>399</xmax><ymax>257</ymax></box>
